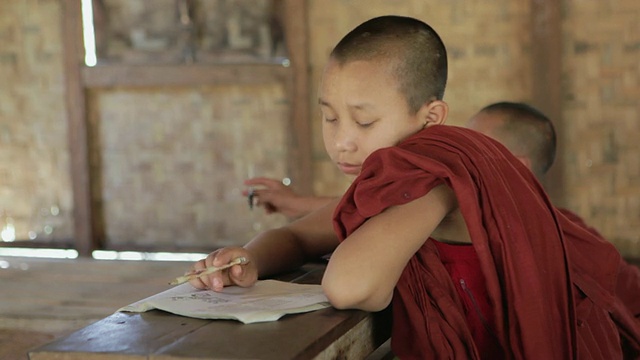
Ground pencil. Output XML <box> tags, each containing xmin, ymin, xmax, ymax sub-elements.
<box><xmin>169</xmin><ymin>257</ymin><xmax>248</xmax><ymax>285</ymax></box>
<box><xmin>248</xmin><ymin>188</ymin><xmax>255</xmax><ymax>210</ymax></box>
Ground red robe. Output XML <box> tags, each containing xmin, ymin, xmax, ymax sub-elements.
<box><xmin>558</xmin><ymin>208</ymin><xmax>640</xmax><ymax>358</ymax></box>
<box><xmin>559</xmin><ymin>208</ymin><xmax>640</xmax><ymax>315</ymax></box>
<box><xmin>333</xmin><ymin>125</ymin><xmax>640</xmax><ymax>359</ymax></box>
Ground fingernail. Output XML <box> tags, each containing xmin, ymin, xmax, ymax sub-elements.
<box><xmin>213</xmin><ymin>278</ymin><xmax>222</xmax><ymax>289</ymax></box>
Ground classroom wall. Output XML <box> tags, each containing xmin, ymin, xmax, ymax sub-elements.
<box><xmin>0</xmin><ymin>0</ymin><xmax>74</xmax><ymax>243</ymax></box>
<box><xmin>0</xmin><ymin>0</ymin><xmax>638</xmax><ymax>256</ymax></box>
<box><xmin>561</xmin><ymin>0</ymin><xmax>639</xmax><ymax>255</ymax></box>
<box><xmin>0</xmin><ymin>0</ymin><xmax>291</xmax><ymax>250</ymax></box>
<box><xmin>87</xmin><ymin>85</ymin><xmax>290</xmax><ymax>249</ymax></box>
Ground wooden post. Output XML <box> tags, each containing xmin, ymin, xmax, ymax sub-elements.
<box><xmin>61</xmin><ymin>1</ymin><xmax>96</xmax><ymax>256</ymax></box>
<box><xmin>282</xmin><ymin>0</ymin><xmax>313</xmax><ymax>195</ymax></box>
<box><xmin>530</xmin><ymin>0</ymin><xmax>565</xmax><ymax>206</ymax></box>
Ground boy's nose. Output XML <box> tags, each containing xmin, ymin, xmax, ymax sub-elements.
<box><xmin>333</xmin><ymin>129</ymin><xmax>357</xmax><ymax>152</ymax></box>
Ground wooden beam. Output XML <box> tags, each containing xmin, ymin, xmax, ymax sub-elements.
<box><xmin>282</xmin><ymin>0</ymin><xmax>313</xmax><ymax>195</ymax></box>
<box><xmin>61</xmin><ymin>1</ymin><xmax>96</xmax><ymax>256</ymax></box>
<box><xmin>82</xmin><ymin>63</ymin><xmax>290</xmax><ymax>88</ymax></box>
<box><xmin>530</xmin><ymin>0</ymin><xmax>564</xmax><ymax>206</ymax></box>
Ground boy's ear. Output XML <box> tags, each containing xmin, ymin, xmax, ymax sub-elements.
<box><xmin>419</xmin><ymin>100</ymin><xmax>448</xmax><ymax>128</ymax></box>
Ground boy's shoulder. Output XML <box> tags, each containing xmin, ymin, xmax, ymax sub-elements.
<box><xmin>401</xmin><ymin>125</ymin><xmax>485</xmax><ymax>144</ymax></box>
<box><xmin>399</xmin><ymin>125</ymin><xmax>505</xmax><ymax>155</ymax></box>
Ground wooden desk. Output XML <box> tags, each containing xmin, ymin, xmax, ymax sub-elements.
<box><xmin>28</xmin><ymin>263</ymin><xmax>392</xmax><ymax>360</ymax></box>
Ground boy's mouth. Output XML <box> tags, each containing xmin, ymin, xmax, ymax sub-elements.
<box><xmin>337</xmin><ymin>162</ymin><xmax>360</xmax><ymax>175</ymax></box>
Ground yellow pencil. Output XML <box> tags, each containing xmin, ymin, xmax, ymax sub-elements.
<box><xmin>169</xmin><ymin>257</ymin><xmax>248</xmax><ymax>285</ymax></box>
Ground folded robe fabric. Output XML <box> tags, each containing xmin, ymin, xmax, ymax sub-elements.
<box><xmin>558</xmin><ymin>208</ymin><xmax>640</xmax><ymax>358</ymax></box>
<box><xmin>333</xmin><ymin>125</ymin><xmax>640</xmax><ymax>359</ymax></box>
<box><xmin>559</xmin><ymin>208</ymin><xmax>640</xmax><ymax>320</ymax></box>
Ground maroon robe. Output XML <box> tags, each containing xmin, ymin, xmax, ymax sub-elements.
<box><xmin>559</xmin><ymin>208</ymin><xmax>640</xmax><ymax>317</ymax></box>
<box><xmin>558</xmin><ymin>208</ymin><xmax>640</xmax><ymax>358</ymax></box>
<box><xmin>333</xmin><ymin>125</ymin><xmax>640</xmax><ymax>359</ymax></box>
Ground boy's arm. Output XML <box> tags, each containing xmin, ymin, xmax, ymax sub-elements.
<box><xmin>322</xmin><ymin>184</ymin><xmax>458</xmax><ymax>312</ymax></box>
<box><xmin>244</xmin><ymin>177</ymin><xmax>336</xmax><ymax>218</ymax></box>
<box><xmin>245</xmin><ymin>197</ymin><xmax>341</xmax><ymax>277</ymax></box>
<box><xmin>190</xmin><ymin>198</ymin><xmax>340</xmax><ymax>291</ymax></box>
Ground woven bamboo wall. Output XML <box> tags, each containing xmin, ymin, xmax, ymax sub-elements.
<box><xmin>562</xmin><ymin>0</ymin><xmax>640</xmax><ymax>257</ymax></box>
<box><xmin>94</xmin><ymin>0</ymin><xmax>281</xmax><ymax>64</ymax></box>
<box><xmin>0</xmin><ymin>0</ymin><xmax>73</xmax><ymax>243</ymax></box>
<box><xmin>88</xmin><ymin>85</ymin><xmax>290</xmax><ymax>248</ymax></box>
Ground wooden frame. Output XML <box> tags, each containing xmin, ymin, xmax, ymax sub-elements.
<box><xmin>530</xmin><ymin>0</ymin><xmax>564</xmax><ymax>205</ymax></box>
<box><xmin>60</xmin><ymin>0</ymin><xmax>311</xmax><ymax>256</ymax></box>
<box><xmin>63</xmin><ymin>1</ymin><xmax>95</xmax><ymax>256</ymax></box>
<box><xmin>82</xmin><ymin>64</ymin><xmax>290</xmax><ymax>87</ymax></box>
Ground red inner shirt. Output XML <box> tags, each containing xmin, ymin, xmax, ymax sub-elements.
<box><xmin>434</xmin><ymin>241</ymin><xmax>504</xmax><ymax>360</ymax></box>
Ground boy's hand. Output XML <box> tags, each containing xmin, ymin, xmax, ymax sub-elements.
<box><xmin>243</xmin><ymin>177</ymin><xmax>304</xmax><ymax>218</ymax></box>
<box><xmin>188</xmin><ymin>247</ymin><xmax>258</xmax><ymax>291</ymax></box>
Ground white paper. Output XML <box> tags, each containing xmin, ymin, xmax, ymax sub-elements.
<box><xmin>118</xmin><ymin>280</ymin><xmax>331</xmax><ymax>324</ymax></box>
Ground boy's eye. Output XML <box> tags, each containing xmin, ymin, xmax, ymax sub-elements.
<box><xmin>356</xmin><ymin>119</ymin><xmax>377</xmax><ymax>128</ymax></box>
<box><xmin>323</xmin><ymin>116</ymin><xmax>337</xmax><ymax>123</ymax></box>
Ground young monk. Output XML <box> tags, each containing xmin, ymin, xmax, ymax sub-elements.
<box><xmin>190</xmin><ymin>15</ymin><xmax>640</xmax><ymax>359</ymax></box>
<box><xmin>467</xmin><ymin>101</ymin><xmax>640</xmax><ymax>358</ymax></box>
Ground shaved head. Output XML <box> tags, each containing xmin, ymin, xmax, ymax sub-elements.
<box><xmin>330</xmin><ymin>15</ymin><xmax>448</xmax><ymax>113</ymax></box>
<box><xmin>467</xmin><ymin>102</ymin><xmax>556</xmax><ymax>178</ymax></box>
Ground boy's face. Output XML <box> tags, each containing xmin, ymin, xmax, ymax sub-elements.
<box><xmin>318</xmin><ymin>59</ymin><xmax>425</xmax><ymax>176</ymax></box>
